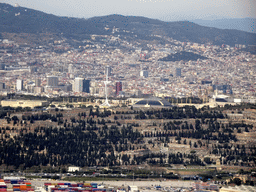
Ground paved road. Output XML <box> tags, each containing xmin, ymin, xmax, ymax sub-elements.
<box><xmin>30</xmin><ymin>179</ymin><xmax>194</xmax><ymax>189</ymax></box>
<box><xmin>97</xmin><ymin>180</ymin><xmax>193</xmax><ymax>188</ymax></box>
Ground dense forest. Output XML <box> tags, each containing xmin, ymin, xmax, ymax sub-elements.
<box><xmin>159</xmin><ymin>51</ymin><xmax>208</xmax><ymax>62</ymax></box>
<box><xmin>0</xmin><ymin>104</ymin><xmax>255</xmax><ymax>170</ymax></box>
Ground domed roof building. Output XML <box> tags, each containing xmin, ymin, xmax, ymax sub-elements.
<box><xmin>132</xmin><ymin>97</ymin><xmax>172</xmax><ymax>108</ymax></box>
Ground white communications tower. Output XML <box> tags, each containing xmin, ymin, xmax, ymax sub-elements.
<box><xmin>101</xmin><ymin>67</ymin><xmax>111</xmax><ymax>107</ymax></box>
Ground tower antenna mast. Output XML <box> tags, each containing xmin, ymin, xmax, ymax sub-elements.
<box><xmin>101</xmin><ymin>67</ymin><xmax>111</xmax><ymax>107</ymax></box>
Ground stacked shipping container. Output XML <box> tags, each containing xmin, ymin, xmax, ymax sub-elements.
<box><xmin>1</xmin><ymin>180</ymin><xmax>114</xmax><ymax>192</ymax></box>
<box><xmin>44</xmin><ymin>182</ymin><xmax>108</xmax><ymax>192</ymax></box>
<box><xmin>0</xmin><ymin>179</ymin><xmax>34</xmax><ymax>192</ymax></box>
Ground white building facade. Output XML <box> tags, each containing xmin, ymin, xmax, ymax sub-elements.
<box><xmin>16</xmin><ymin>79</ymin><xmax>23</xmax><ymax>91</ymax></box>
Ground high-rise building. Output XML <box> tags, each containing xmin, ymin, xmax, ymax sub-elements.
<box><xmin>29</xmin><ymin>67</ymin><xmax>37</xmax><ymax>73</ymax></box>
<box><xmin>16</xmin><ymin>79</ymin><xmax>23</xmax><ymax>91</ymax></box>
<box><xmin>105</xmin><ymin>66</ymin><xmax>112</xmax><ymax>76</ymax></box>
<box><xmin>116</xmin><ymin>82</ymin><xmax>122</xmax><ymax>96</ymax></box>
<box><xmin>68</xmin><ymin>64</ymin><xmax>73</xmax><ymax>74</ymax></box>
<box><xmin>0</xmin><ymin>82</ymin><xmax>5</xmax><ymax>91</ymax></box>
<box><xmin>140</xmin><ymin>70</ymin><xmax>149</xmax><ymax>78</ymax></box>
<box><xmin>47</xmin><ymin>76</ymin><xmax>58</xmax><ymax>87</ymax></box>
<box><xmin>27</xmin><ymin>84</ymin><xmax>34</xmax><ymax>93</ymax></box>
<box><xmin>73</xmin><ymin>77</ymin><xmax>84</xmax><ymax>92</ymax></box>
<box><xmin>83</xmin><ymin>80</ymin><xmax>90</xmax><ymax>93</ymax></box>
<box><xmin>65</xmin><ymin>84</ymin><xmax>73</xmax><ymax>92</ymax></box>
<box><xmin>0</xmin><ymin>64</ymin><xmax>5</xmax><ymax>70</ymax></box>
<box><xmin>35</xmin><ymin>78</ymin><xmax>41</xmax><ymax>87</ymax></box>
<box><xmin>176</xmin><ymin>68</ymin><xmax>181</xmax><ymax>77</ymax></box>
<box><xmin>34</xmin><ymin>87</ymin><xmax>44</xmax><ymax>94</ymax></box>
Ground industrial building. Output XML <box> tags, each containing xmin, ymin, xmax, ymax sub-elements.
<box><xmin>1</xmin><ymin>100</ymin><xmax>48</xmax><ymax>108</ymax></box>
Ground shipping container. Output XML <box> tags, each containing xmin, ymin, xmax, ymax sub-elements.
<box><xmin>79</xmin><ymin>191</ymin><xmax>92</xmax><ymax>192</ymax></box>
<box><xmin>71</xmin><ymin>184</ymin><xmax>78</xmax><ymax>187</ymax></box>
<box><xmin>26</xmin><ymin>189</ymin><xmax>34</xmax><ymax>191</ymax></box>
<box><xmin>90</xmin><ymin>184</ymin><xmax>97</xmax><ymax>188</ymax></box>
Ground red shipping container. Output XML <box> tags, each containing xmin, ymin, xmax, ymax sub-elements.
<box><xmin>79</xmin><ymin>191</ymin><xmax>92</xmax><ymax>192</ymax></box>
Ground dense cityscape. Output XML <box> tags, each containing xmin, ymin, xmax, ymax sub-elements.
<box><xmin>0</xmin><ymin>2</ymin><xmax>256</xmax><ymax>192</ymax></box>
<box><xmin>0</xmin><ymin>32</ymin><xmax>255</xmax><ymax>101</ymax></box>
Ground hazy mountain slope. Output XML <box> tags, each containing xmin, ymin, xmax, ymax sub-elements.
<box><xmin>191</xmin><ymin>18</ymin><xmax>256</xmax><ymax>34</ymax></box>
<box><xmin>1</xmin><ymin>3</ymin><xmax>256</xmax><ymax>46</ymax></box>
<box><xmin>0</xmin><ymin>3</ymin><xmax>106</xmax><ymax>35</ymax></box>
<box><xmin>89</xmin><ymin>15</ymin><xmax>256</xmax><ymax>46</ymax></box>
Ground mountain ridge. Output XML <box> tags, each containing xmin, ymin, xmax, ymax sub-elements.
<box><xmin>1</xmin><ymin>3</ymin><xmax>256</xmax><ymax>46</ymax></box>
<box><xmin>190</xmin><ymin>18</ymin><xmax>256</xmax><ymax>34</ymax></box>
